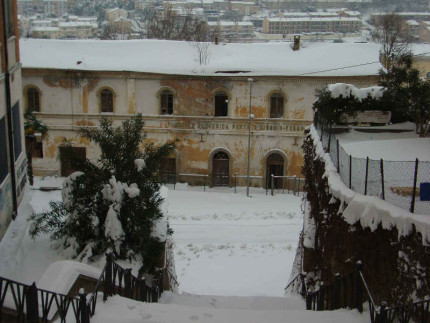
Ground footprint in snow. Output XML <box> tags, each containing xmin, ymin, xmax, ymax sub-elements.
<box><xmin>140</xmin><ymin>313</ymin><xmax>152</xmax><ymax>320</ymax></box>
<box><xmin>190</xmin><ymin>315</ymin><xmax>199</xmax><ymax>320</ymax></box>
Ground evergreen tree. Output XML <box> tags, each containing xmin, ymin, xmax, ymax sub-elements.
<box><xmin>29</xmin><ymin>115</ymin><xmax>176</xmax><ymax>272</ymax></box>
<box><xmin>379</xmin><ymin>53</ymin><xmax>430</xmax><ymax>137</ymax></box>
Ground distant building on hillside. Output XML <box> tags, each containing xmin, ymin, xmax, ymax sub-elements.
<box><xmin>207</xmin><ymin>21</ymin><xmax>254</xmax><ymax>41</ymax></box>
<box><xmin>106</xmin><ymin>7</ymin><xmax>128</xmax><ymax>24</ymax></box>
<box><xmin>1</xmin><ymin>0</ymin><xmax>27</xmax><ymax>241</ymax></box>
<box><xmin>370</xmin><ymin>12</ymin><xmax>430</xmax><ymax>25</ymax></box>
<box><xmin>26</xmin><ymin>16</ymin><xmax>98</xmax><ymax>39</ymax></box>
<box><xmin>262</xmin><ymin>16</ymin><xmax>361</xmax><ymax>35</ymax></box>
<box><xmin>20</xmin><ymin>39</ymin><xmax>383</xmax><ymax>189</ymax></box>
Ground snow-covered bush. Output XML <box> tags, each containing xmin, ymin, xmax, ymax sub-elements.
<box><xmin>313</xmin><ymin>84</ymin><xmax>387</xmax><ymax>126</ymax></box>
<box><xmin>29</xmin><ymin>115</ymin><xmax>176</xmax><ymax>273</ymax></box>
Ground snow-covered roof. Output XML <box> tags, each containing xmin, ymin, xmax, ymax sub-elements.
<box><xmin>406</xmin><ymin>20</ymin><xmax>420</xmax><ymax>26</ymax></box>
<box><xmin>20</xmin><ymin>39</ymin><xmax>386</xmax><ymax>77</ymax></box>
<box><xmin>265</xmin><ymin>17</ymin><xmax>361</xmax><ymax>22</ymax></box>
<box><xmin>207</xmin><ymin>21</ymin><xmax>253</xmax><ymax>26</ymax></box>
<box><xmin>32</xmin><ymin>26</ymin><xmax>59</xmax><ymax>31</ymax></box>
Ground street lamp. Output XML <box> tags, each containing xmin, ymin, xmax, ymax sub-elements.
<box><xmin>246</xmin><ymin>78</ymin><xmax>253</xmax><ymax>197</ymax></box>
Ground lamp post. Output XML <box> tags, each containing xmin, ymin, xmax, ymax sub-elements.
<box><xmin>246</xmin><ymin>78</ymin><xmax>253</xmax><ymax>197</ymax></box>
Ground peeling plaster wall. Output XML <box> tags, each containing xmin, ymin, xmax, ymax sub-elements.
<box><xmin>22</xmin><ymin>69</ymin><xmax>378</xmax><ymax>186</ymax></box>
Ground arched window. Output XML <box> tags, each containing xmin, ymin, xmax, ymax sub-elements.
<box><xmin>101</xmin><ymin>89</ymin><xmax>114</xmax><ymax>113</ymax></box>
<box><xmin>160</xmin><ymin>90</ymin><xmax>173</xmax><ymax>115</ymax></box>
<box><xmin>270</xmin><ymin>93</ymin><xmax>284</xmax><ymax>118</ymax></box>
<box><xmin>214</xmin><ymin>92</ymin><xmax>228</xmax><ymax>117</ymax></box>
<box><xmin>27</xmin><ymin>87</ymin><xmax>40</xmax><ymax>112</ymax></box>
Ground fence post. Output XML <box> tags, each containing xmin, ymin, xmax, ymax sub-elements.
<box><xmin>294</xmin><ymin>176</ymin><xmax>297</xmax><ymax>196</ymax></box>
<box><xmin>336</xmin><ymin>139</ymin><xmax>340</xmax><ymax>173</ymax></box>
<box><xmin>124</xmin><ymin>269</ymin><xmax>132</xmax><ymax>299</ymax></box>
<box><xmin>153</xmin><ymin>287</ymin><xmax>159</xmax><ymax>303</ymax></box>
<box><xmin>139</xmin><ymin>278</ymin><xmax>147</xmax><ymax>302</ymax></box>
<box><xmin>364</xmin><ymin>157</ymin><xmax>369</xmax><ymax>196</ymax></box>
<box><xmin>79</xmin><ymin>289</ymin><xmax>89</xmax><ymax>323</ymax></box>
<box><xmin>328</xmin><ymin>126</ymin><xmax>332</xmax><ymax>153</ymax></box>
<box><xmin>354</xmin><ymin>261</ymin><xmax>363</xmax><ymax>313</ymax></box>
<box><xmin>104</xmin><ymin>253</ymin><xmax>113</xmax><ymax>300</ymax></box>
<box><xmin>380</xmin><ymin>159</ymin><xmax>385</xmax><ymax>200</ymax></box>
<box><xmin>203</xmin><ymin>175</ymin><xmax>206</xmax><ymax>192</ymax></box>
<box><xmin>410</xmin><ymin>158</ymin><xmax>419</xmax><ymax>214</ymax></box>
<box><xmin>306</xmin><ymin>289</ymin><xmax>312</xmax><ymax>310</ymax></box>
<box><xmin>317</xmin><ymin>282</ymin><xmax>324</xmax><ymax>311</ymax></box>
<box><xmin>333</xmin><ymin>273</ymin><xmax>341</xmax><ymax>310</ymax></box>
<box><xmin>234</xmin><ymin>174</ymin><xmax>237</xmax><ymax>194</ymax></box>
<box><xmin>349</xmin><ymin>155</ymin><xmax>352</xmax><ymax>189</ymax></box>
<box><xmin>271</xmin><ymin>174</ymin><xmax>274</xmax><ymax>196</ymax></box>
<box><xmin>320</xmin><ymin>122</ymin><xmax>324</xmax><ymax>141</ymax></box>
<box><xmin>379</xmin><ymin>302</ymin><xmax>387</xmax><ymax>323</ymax></box>
<box><xmin>26</xmin><ymin>282</ymin><xmax>39</xmax><ymax>322</ymax></box>
<box><xmin>158</xmin><ymin>271</ymin><xmax>163</xmax><ymax>296</ymax></box>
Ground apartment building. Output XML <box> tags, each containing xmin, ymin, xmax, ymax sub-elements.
<box><xmin>1</xmin><ymin>0</ymin><xmax>27</xmax><ymax>240</ymax></box>
<box><xmin>262</xmin><ymin>16</ymin><xmax>361</xmax><ymax>35</ymax></box>
<box><xmin>207</xmin><ymin>21</ymin><xmax>254</xmax><ymax>40</ymax></box>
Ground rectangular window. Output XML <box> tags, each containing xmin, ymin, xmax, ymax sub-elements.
<box><xmin>0</xmin><ymin>117</ymin><xmax>10</xmax><ymax>184</ymax></box>
<box><xmin>12</xmin><ymin>103</ymin><xmax>22</xmax><ymax>161</ymax></box>
<box><xmin>33</xmin><ymin>142</ymin><xmax>43</xmax><ymax>158</ymax></box>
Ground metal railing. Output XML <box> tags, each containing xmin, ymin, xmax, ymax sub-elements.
<box><xmin>0</xmin><ymin>276</ymin><xmax>82</xmax><ymax>322</ymax></box>
<box><xmin>81</xmin><ymin>253</ymin><xmax>164</xmax><ymax>323</ymax></box>
<box><xmin>160</xmin><ymin>173</ymin><xmax>305</xmax><ymax>196</ymax></box>
<box><xmin>305</xmin><ymin>261</ymin><xmax>430</xmax><ymax>323</ymax></box>
<box><xmin>270</xmin><ymin>175</ymin><xmax>305</xmax><ymax>196</ymax></box>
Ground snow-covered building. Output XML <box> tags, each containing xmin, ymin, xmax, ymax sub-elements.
<box><xmin>207</xmin><ymin>21</ymin><xmax>254</xmax><ymax>40</ymax></box>
<box><xmin>262</xmin><ymin>17</ymin><xmax>361</xmax><ymax>35</ymax></box>
<box><xmin>20</xmin><ymin>39</ymin><xmax>383</xmax><ymax>187</ymax></box>
<box><xmin>1</xmin><ymin>0</ymin><xmax>26</xmax><ymax>241</ymax></box>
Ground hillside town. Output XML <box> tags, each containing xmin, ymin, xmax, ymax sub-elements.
<box><xmin>1</xmin><ymin>0</ymin><xmax>429</xmax><ymax>321</ymax></box>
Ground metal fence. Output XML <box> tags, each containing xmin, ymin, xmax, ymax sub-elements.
<box><xmin>162</xmin><ymin>173</ymin><xmax>305</xmax><ymax>196</ymax></box>
<box><xmin>315</xmin><ymin>121</ymin><xmax>430</xmax><ymax>215</ymax></box>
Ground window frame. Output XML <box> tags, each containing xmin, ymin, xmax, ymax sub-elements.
<box><xmin>100</xmin><ymin>88</ymin><xmax>114</xmax><ymax>113</ymax></box>
<box><xmin>26</xmin><ymin>87</ymin><xmax>41</xmax><ymax>112</ymax></box>
<box><xmin>269</xmin><ymin>92</ymin><xmax>285</xmax><ymax>119</ymax></box>
<box><xmin>214</xmin><ymin>91</ymin><xmax>229</xmax><ymax>117</ymax></box>
<box><xmin>160</xmin><ymin>89</ymin><xmax>174</xmax><ymax>115</ymax></box>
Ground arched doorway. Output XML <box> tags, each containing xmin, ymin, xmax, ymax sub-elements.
<box><xmin>212</xmin><ymin>151</ymin><xmax>229</xmax><ymax>186</ymax></box>
<box><xmin>266</xmin><ymin>153</ymin><xmax>284</xmax><ymax>189</ymax></box>
<box><xmin>160</xmin><ymin>157</ymin><xmax>177</xmax><ymax>184</ymax></box>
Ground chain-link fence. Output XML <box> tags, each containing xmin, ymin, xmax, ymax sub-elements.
<box><xmin>315</xmin><ymin>119</ymin><xmax>430</xmax><ymax>215</ymax></box>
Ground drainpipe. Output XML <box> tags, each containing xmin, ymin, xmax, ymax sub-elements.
<box><xmin>1</xmin><ymin>2</ymin><xmax>18</xmax><ymax>219</ymax></box>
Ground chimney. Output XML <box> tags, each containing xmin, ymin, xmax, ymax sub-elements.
<box><xmin>215</xmin><ymin>36</ymin><xmax>219</xmax><ymax>45</ymax></box>
<box><xmin>293</xmin><ymin>35</ymin><xmax>300</xmax><ymax>51</ymax></box>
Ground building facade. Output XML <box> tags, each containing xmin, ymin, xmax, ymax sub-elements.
<box><xmin>20</xmin><ymin>39</ymin><xmax>381</xmax><ymax>189</ymax></box>
<box><xmin>1</xmin><ymin>0</ymin><xmax>26</xmax><ymax>240</ymax></box>
<box><xmin>262</xmin><ymin>16</ymin><xmax>361</xmax><ymax>35</ymax></box>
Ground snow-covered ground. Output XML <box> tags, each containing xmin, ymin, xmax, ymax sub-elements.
<box><xmin>1</xmin><ymin>177</ymin><xmax>372</xmax><ymax>322</ymax></box>
<box><xmin>85</xmin><ymin>292</ymin><xmax>368</xmax><ymax>323</ymax></box>
<box><xmin>166</xmin><ymin>186</ymin><xmax>303</xmax><ymax>296</ymax></box>
<box><xmin>0</xmin><ymin>178</ymin><xmax>302</xmax><ymax>298</ymax></box>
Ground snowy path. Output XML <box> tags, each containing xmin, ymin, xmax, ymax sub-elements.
<box><xmin>167</xmin><ymin>188</ymin><xmax>303</xmax><ymax>297</ymax></box>
<box><xmin>87</xmin><ymin>292</ymin><xmax>368</xmax><ymax>323</ymax></box>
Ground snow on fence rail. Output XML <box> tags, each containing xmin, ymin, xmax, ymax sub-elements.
<box><xmin>315</xmin><ymin>120</ymin><xmax>430</xmax><ymax>215</ymax></box>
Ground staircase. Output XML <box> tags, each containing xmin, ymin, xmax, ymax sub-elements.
<box><xmin>89</xmin><ymin>292</ymin><xmax>368</xmax><ymax>323</ymax></box>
